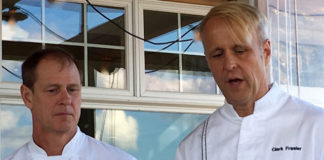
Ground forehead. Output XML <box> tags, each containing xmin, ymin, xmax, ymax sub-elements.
<box><xmin>202</xmin><ymin>17</ymin><xmax>254</xmax><ymax>45</ymax></box>
<box><xmin>202</xmin><ymin>17</ymin><xmax>227</xmax><ymax>34</ymax></box>
<box><xmin>35</xmin><ymin>58</ymin><xmax>80</xmax><ymax>82</ymax></box>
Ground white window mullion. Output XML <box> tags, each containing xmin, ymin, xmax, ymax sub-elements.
<box><xmin>284</xmin><ymin>0</ymin><xmax>291</xmax><ymax>93</ymax></box>
<box><xmin>276</xmin><ymin>0</ymin><xmax>281</xmax><ymax>87</ymax></box>
<box><xmin>138</xmin><ymin>1</ymin><xmax>146</xmax><ymax>97</ymax></box>
<box><xmin>133</xmin><ymin>0</ymin><xmax>141</xmax><ymax>97</ymax></box>
<box><xmin>178</xmin><ymin>13</ymin><xmax>183</xmax><ymax>92</ymax></box>
<box><xmin>42</xmin><ymin>0</ymin><xmax>46</xmax><ymax>49</ymax></box>
<box><xmin>83</xmin><ymin>3</ymin><xmax>89</xmax><ymax>87</ymax></box>
<box><xmin>293</xmin><ymin>0</ymin><xmax>301</xmax><ymax>97</ymax></box>
<box><xmin>125</xmin><ymin>1</ymin><xmax>134</xmax><ymax>95</ymax></box>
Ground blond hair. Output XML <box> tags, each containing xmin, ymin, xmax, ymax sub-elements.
<box><xmin>199</xmin><ymin>1</ymin><xmax>268</xmax><ymax>45</ymax></box>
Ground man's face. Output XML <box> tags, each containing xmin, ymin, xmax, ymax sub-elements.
<box><xmin>201</xmin><ymin>17</ymin><xmax>271</xmax><ymax>107</ymax></box>
<box><xmin>23</xmin><ymin>57</ymin><xmax>81</xmax><ymax>134</ymax></box>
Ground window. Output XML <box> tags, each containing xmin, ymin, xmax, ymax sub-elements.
<box><xmin>1</xmin><ymin>0</ymin><xmax>130</xmax><ymax>91</ymax></box>
<box><xmin>138</xmin><ymin>1</ymin><xmax>221</xmax><ymax>103</ymax></box>
<box><xmin>143</xmin><ymin>10</ymin><xmax>217</xmax><ymax>94</ymax></box>
<box><xmin>2</xmin><ymin>0</ymin><xmax>42</xmax><ymax>83</ymax></box>
<box><xmin>0</xmin><ymin>104</ymin><xmax>208</xmax><ymax>160</ymax></box>
<box><xmin>95</xmin><ymin>109</ymin><xmax>208</xmax><ymax>160</ymax></box>
<box><xmin>261</xmin><ymin>0</ymin><xmax>324</xmax><ymax>106</ymax></box>
<box><xmin>0</xmin><ymin>105</ymin><xmax>32</xmax><ymax>159</ymax></box>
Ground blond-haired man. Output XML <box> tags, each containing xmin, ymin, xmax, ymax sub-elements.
<box><xmin>176</xmin><ymin>2</ymin><xmax>324</xmax><ymax>160</ymax></box>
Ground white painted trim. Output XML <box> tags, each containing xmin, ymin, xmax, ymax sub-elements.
<box><xmin>42</xmin><ymin>0</ymin><xmax>45</xmax><ymax>47</ymax></box>
<box><xmin>0</xmin><ymin>82</ymin><xmax>219</xmax><ymax>114</ymax></box>
<box><xmin>133</xmin><ymin>0</ymin><xmax>141</xmax><ymax>97</ymax></box>
<box><xmin>138</xmin><ymin>3</ymin><xmax>146</xmax><ymax>97</ymax></box>
<box><xmin>81</xmin><ymin>100</ymin><xmax>217</xmax><ymax>114</ymax></box>
<box><xmin>84</xmin><ymin>3</ymin><xmax>89</xmax><ymax>86</ymax></box>
<box><xmin>139</xmin><ymin>0</ymin><xmax>212</xmax><ymax>15</ymax></box>
<box><xmin>178</xmin><ymin>13</ymin><xmax>183</xmax><ymax>92</ymax></box>
<box><xmin>0</xmin><ymin>82</ymin><xmax>21</xmax><ymax>95</ymax></box>
<box><xmin>124</xmin><ymin>1</ymin><xmax>135</xmax><ymax>95</ymax></box>
<box><xmin>141</xmin><ymin>89</ymin><xmax>224</xmax><ymax>100</ymax></box>
<box><xmin>59</xmin><ymin>0</ymin><xmax>133</xmax><ymax>6</ymax></box>
<box><xmin>144</xmin><ymin>48</ymin><xmax>201</xmax><ymax>55</ymax></box>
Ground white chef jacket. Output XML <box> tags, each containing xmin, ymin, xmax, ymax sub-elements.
<box><xmin>176</xmin><ymin>83</ymin><xmax>324</xmax><ymax>160</ymax></box>
<box><xmin>5</xmin><ymin>127</ymin><xmax>136</xmax><ymax>160</ymax></box>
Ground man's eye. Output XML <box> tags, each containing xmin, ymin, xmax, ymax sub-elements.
<box><xmin>235</xmin><ymin>49</ymin><xmax>246</xmax><ymax>54</ymax></box>
<box><xmin>68</xmin><ymin>88</ymin><xmax>76</xmax><ymax>92</ymax></box>
<box><xmin>234</xmin><ymin>46</ymin><xmax>247</xmax><ymax>54</ymax></box>
<box><xmin>47</xmin><ymin>89</ymin><xmax>58</xmax><ymax>93</ymax></box>
<box><xmin>210</xmin><ymin>50</ymin><xmax>223</xmax><ymax>58</ymax></box>
<box><xmin>68</xmin><ymin>87</ymin><xmax>80</xmax><ymax>93</ymax></box>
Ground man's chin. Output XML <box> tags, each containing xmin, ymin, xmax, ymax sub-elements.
<box><xmin>53</xmin><ymin>123</ymin><xmax>77</xmax><ymax>134</ymax></box>
<box><xmin>225</xmin><ymin>97</ymin><xmax>249</xmax><ymax>107</ymax></box>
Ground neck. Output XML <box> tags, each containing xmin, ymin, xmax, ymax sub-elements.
<box><xmin>233</xmin><ymin>102</ymin><xmax>254</xmax><ymax>117</ymax></box>
<box><xmin>32</xmin><ymin>127</ymin><xmax>77</xmax><ymax>156</ymax></box>
<box><xmin>233</xmin><ymin>83</ymin><xmax>271</xmax><ymax>117</ymax></box>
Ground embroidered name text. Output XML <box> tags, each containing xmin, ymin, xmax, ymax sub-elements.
<box><xmin>272</xmin><ymin>146</ymin><xmax>302</xmax><ymax>152</ymax></box>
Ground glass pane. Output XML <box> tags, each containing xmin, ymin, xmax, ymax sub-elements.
<box><xmin>45</xmin><ymin>44</ymin><xmax>85</xmax><ymax>85</ymax></box>
<box><xmin>144</xmin><ymin>12</ymin><xmax>217</xmax><ymax>94</ymax></box>
<box><xmin>1</xmin><ymin>105</ymin><xmax>32</xmax><ymax>159</ymax></box>
<box><xmin>296</xmin><ymin>0</ymin><xmax>324</xmax><ymax>104</ymax></box>
<box><xmin>2</xmin><ymin>41</ymin><xmax>42</xmax><ymax>82</ymax></box>
<box><xmin>88</xmin><ymin>47</ymin><xmax>126</xmax><ymax>89</ymax></box>
<box><xmin>145</xmin><ymin>51</ymin><xmax>179</xmax><ymax>92</ymax></box>
<box><xmin>180</xmin><ymin>14</ymin><xmax>217</xmax><ymax>94</ymax></box>
<box><xmin>182</xmin><ymin>54</ymin><xmax>216</xmax><ymax>94</ymax></box>
<box><xmin>180</xmin><ymin>14</ymin><xmax>203</xmax><ymax>54</ymax></box>
<box><xmin>87</xmin><ymin>5</ymin><xmax>125</xmax><ymax>46</ymax></box>
<box><xmin>267</xmin><ymin>2</ymin><xmax>280</xmax><ymax>85</ymax></box>
<box><xmin>95</xmin><ymin>109</ymin><xmax>208</xmax><ymax>160</ymax></box>
<box><xmin>45</xmin><ymin>1</ymin><xmax>83</xmax><ymax>43</ymax></box>
<box><xmin>144</xmin><ymin>10</ymin><xmax>179</xmax><ymax>52</ymax></box>
<box><xmin>2</xmin><ymin>0</ymin><xmax>42</xmax><ymax>42</ymax></box>
<box><xmin>267</xmin><ymin>1</ymin><xmax>292</xmax><ymax>87</ymax></box>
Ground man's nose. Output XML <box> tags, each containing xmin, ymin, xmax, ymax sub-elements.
<box><xmin>223</xmin><ymin>53</ymin><xmax>238</xmax><ymax>71</ymax></box>
<box><xmin>59</xmin><ymin>89</ymin><xmax>72</xmax><ymax>105</ymax></box>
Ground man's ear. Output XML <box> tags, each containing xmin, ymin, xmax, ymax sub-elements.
<box><xmin>263</xmin><ymin>39</ymin><xmax>271</xmax><ymax>66</ymax></box>
<box><xmin>20</xmin><ymin>85</ymin><xmax>33</xmax><ymax>109</ymax></box>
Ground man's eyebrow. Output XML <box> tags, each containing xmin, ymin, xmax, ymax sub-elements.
<box><xmin>68</xmin><ymin>84</ymin><xmax>82</xmax><ymax>88</ymax></box>
<box><xmin>44</xmin><ymin>83</ymin><xmax>81</xmax><ymax>88</ymax></box>
<box><xmin>45</xmin><ymin>84</ymin><xmax>59</xmax><ymax>88</ymax></box>
<box><xmin>232</xmin><ymin>44</ymin><xmax>248</xmax><ymax>49</ymax></box>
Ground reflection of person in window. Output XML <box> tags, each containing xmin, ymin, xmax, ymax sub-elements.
<box><xmin>176</xmin><ymin>2</ymin><xmax>324</xmax><ymax>160</ymax></box>
<box><xmin>5</xmin><ymin>48</ymin><xmax>136</xmax><ymax>160</ymax></box>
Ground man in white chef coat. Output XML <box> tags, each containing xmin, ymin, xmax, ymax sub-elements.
<box><xmin>176</xmin><ymin>2</ymin><xmax>324</xmax><ymax>160</ymax></box>
<box><xmin>6</xmin><ymin>48</ymin><xmax>136</xmax><ymax>160</ymax></box>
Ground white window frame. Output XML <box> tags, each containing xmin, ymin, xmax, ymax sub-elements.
<box><xmin>137</xmin><ymin>0</ymin><xmax>224</xmax><ymax>108</ymax></box>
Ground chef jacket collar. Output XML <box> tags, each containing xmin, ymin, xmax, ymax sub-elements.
<box><xmin>221</xmin><ymin>83</ymin><xmax>286</xmax><ymax>122</ymax></box>
<box><xmin>253</xmin><ymin>83</ymin><xmax>287</xmax><ymax>119</ymax></box>
<box><xmin>221</xmin><ymin>101</ymin><xmax>243</xmax><ymax>123</ymax></box>
<box><xmin>28</xmin><ymin>127</ymin><xmax>83</xmax><ymax>157</ymax></box>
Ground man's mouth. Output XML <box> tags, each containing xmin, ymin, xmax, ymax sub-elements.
<box><xmin>55</xmin><ymin>112</ymin><xmax>72</xmax><ymax>116</ymax></box>
<box><xmin>228</xmin><ymin>78</ymin><xmax>243</xmax><ymax>85</ymax></box>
